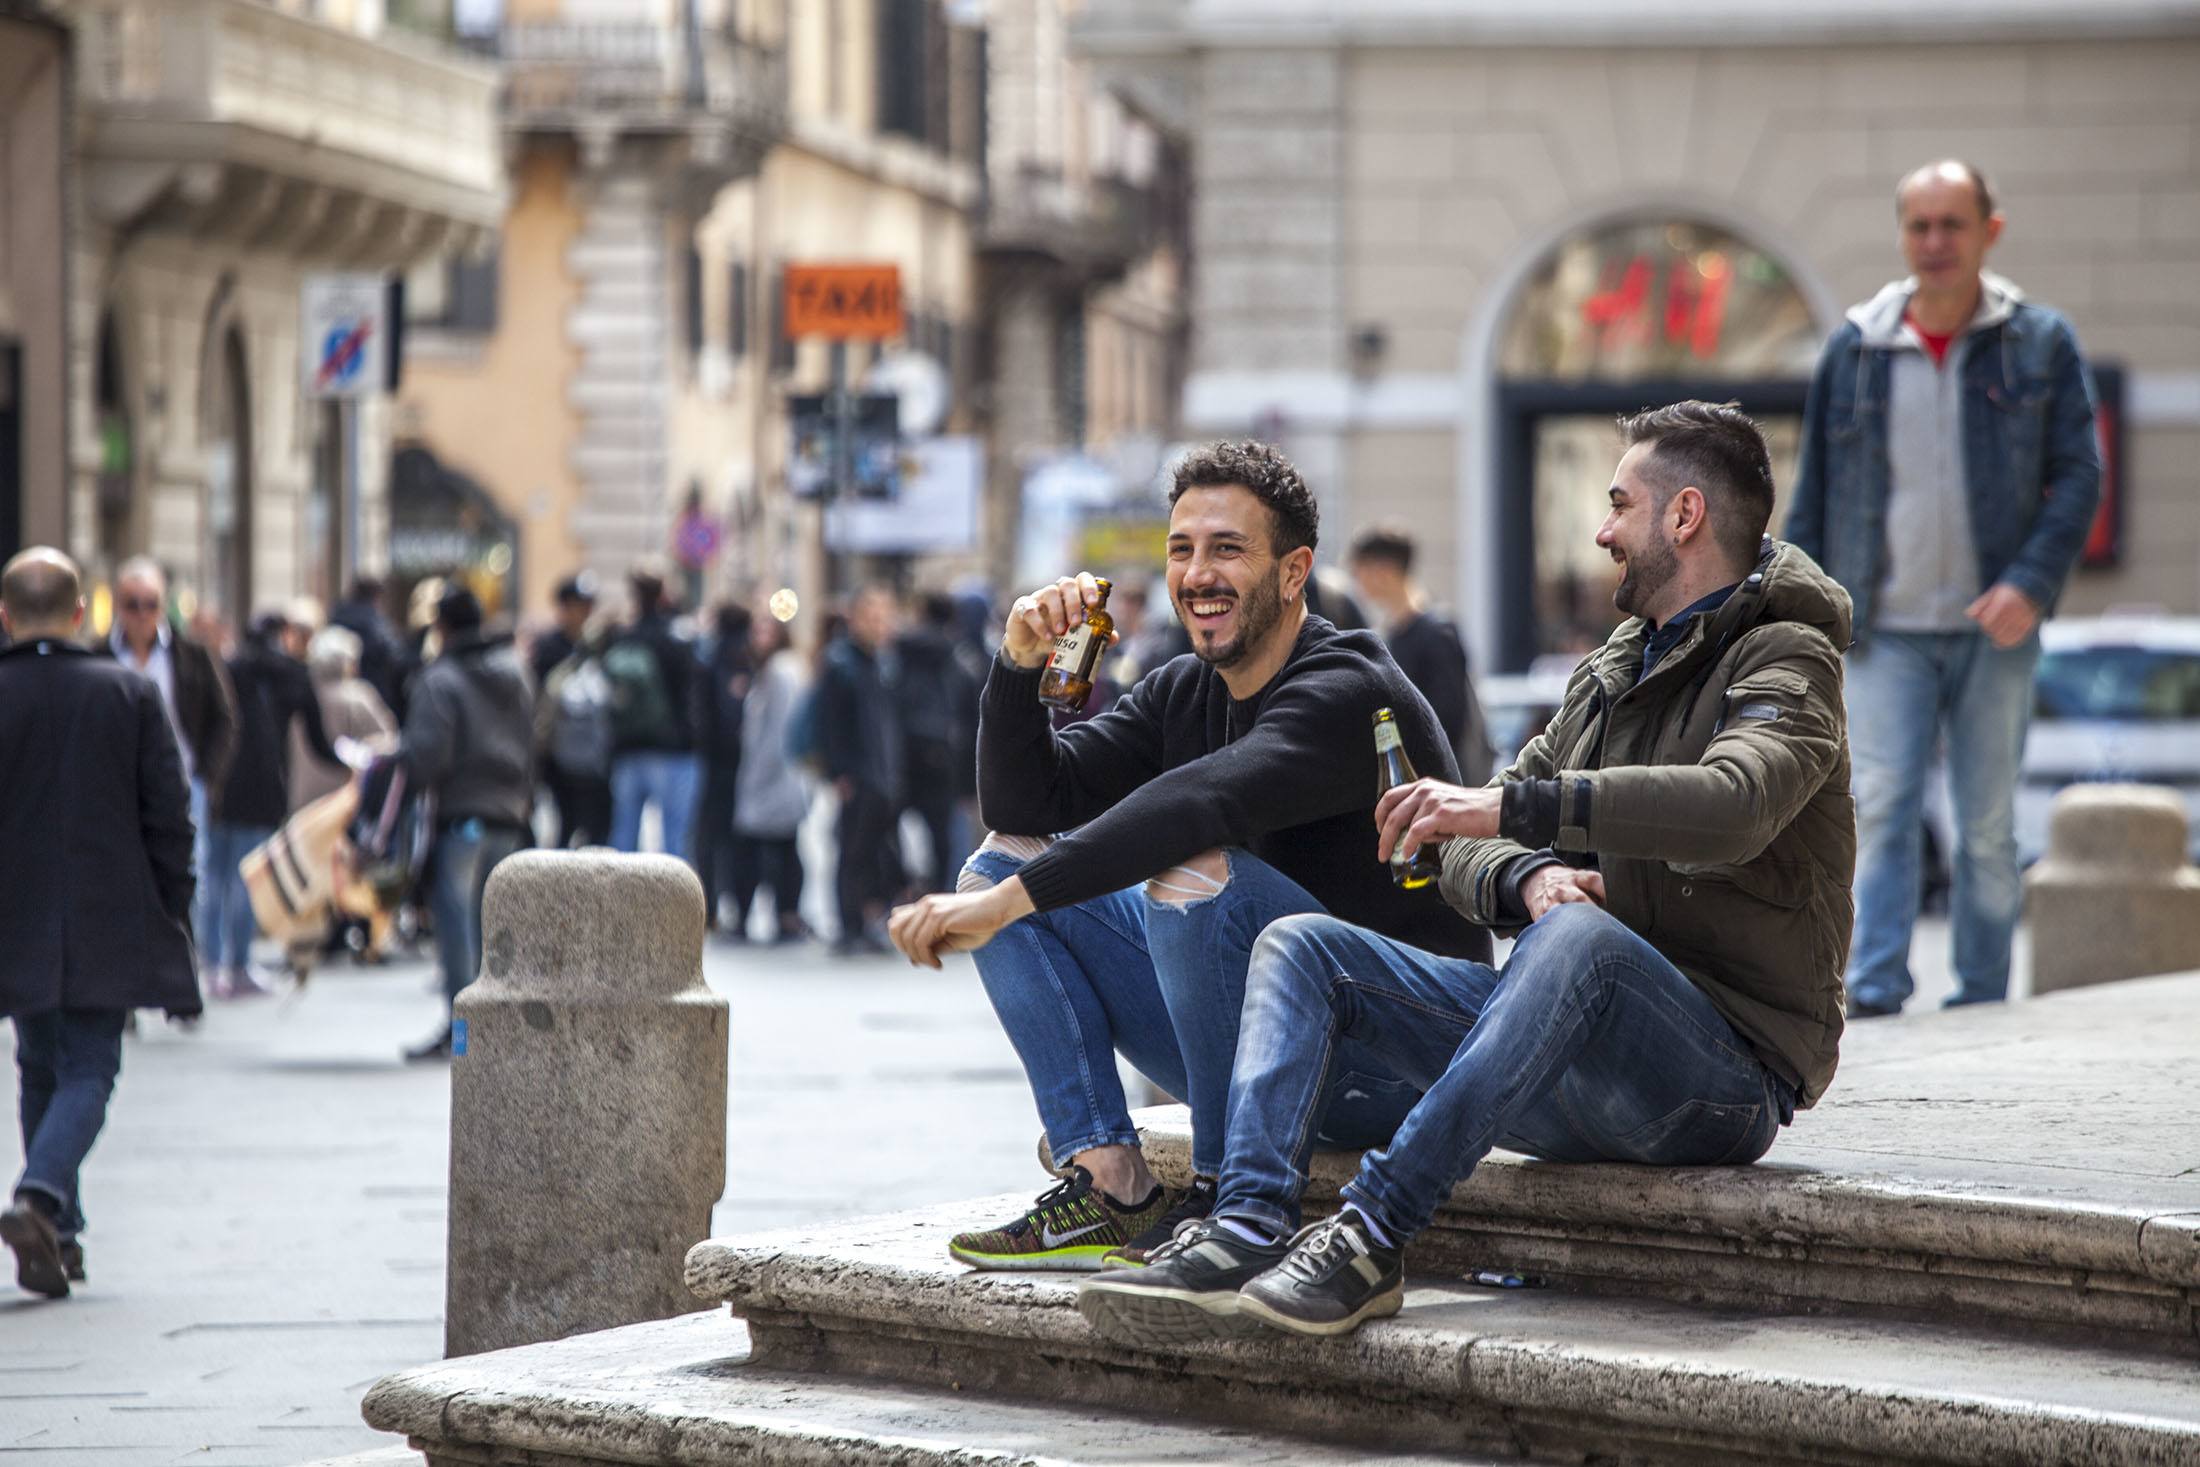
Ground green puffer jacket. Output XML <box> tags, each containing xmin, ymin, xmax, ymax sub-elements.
<box><xmin>1441</xmin><ymin>541</ymin><xmax>1855</xmax><ymax>1106</ymax></box>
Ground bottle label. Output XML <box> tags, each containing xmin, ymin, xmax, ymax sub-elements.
<box><xmin>1373</xmin><ymin>720</ymin><xmax>1403</xmax><ymax>753</ymax></box>
<box><xmin>1049</xmin><ymin>622</ymin><xmax>1095</xmax><ymax>671</ymax></box>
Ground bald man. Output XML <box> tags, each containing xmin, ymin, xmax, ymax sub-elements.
<box><xmin>1786</xmin><ymin>160</ymin><xmax>2100</xmax><ymax>1018</ymax></box>
<box><xmin>0</xmin><ymin>549</ymin><xmax>202</xmax><ymax>1297</ymax></box>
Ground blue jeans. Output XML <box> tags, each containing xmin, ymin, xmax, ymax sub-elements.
<box><xmin>611</xmin><ymin>752</ymin><xmax>702</xmax><ymax>867</ymax></box>
<box><xmin>12</xmin><ymin>1009</ymin><xmax>128</xmax><ymax>1240</ymax></box>
<box><xmin>1845</xmin><ymin>629</ymin><xmax>2040</xmax><ymax>1010</ymax></box>
<box><xmin>963</xmin><ymin>845</ymin><xmax>1418</xmax><ymax>1178</ymax></box>
<box><xmin>1216</xmin><ymin>904</ymin><xmax>1785</xmax><ymax>1244</ymax></box>
<box><xmin>430</xmin><ymin>820</ymin><xmax>528</xmax><ymax>1007</ymax></box>
<box><xmin>198</xmin><ymin>822</ymin><xmax>276</xmax><ymax>970</ymax></box>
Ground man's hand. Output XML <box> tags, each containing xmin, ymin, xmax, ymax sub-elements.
<box><xmin>888</xmin><ymin>877</ymin><xmax>1037</xmax><ymax>969</ymax></box>
<box><xmin>1375</xmin><ymin>778</ymin><xmax>1502</xmax><ymax>865</ymax></box>
<box><xmin>1522</xmin><ymin>865</ymin><xmax>1607</xmax><ymax>921</ymax></box>
<box><xmin>1965</xmin><ymin>583</ymin><xmax>2041</xmax><ymax>649</ymax></box>
<box><xmin>1002</xmin><ymin>573</ymin><xmax>1111</xmax><ymax>669</ymax></box>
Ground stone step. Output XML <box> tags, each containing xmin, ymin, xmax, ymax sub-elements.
<box><xmin>682</xmin><ymin>1200</ymin><xmax>2200</xmax><ymax>1466</ymax></box>
<box><xmin>362</xmin><ymin>1312</ymin><xmax>1475</xmax><ymax>1466</ymax></box>
<box><xmin>1134</xmin><ymin>971</ymin><xmax>2200</xmax><ymax>1350</ymax></box>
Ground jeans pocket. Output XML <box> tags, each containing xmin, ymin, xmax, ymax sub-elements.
<box><xmin>1610</xmin><ymin>1098</ymin><xmax>1765</xmax><ymax>1165</ymax></box>
<box><xmin>1315</xmin><ymin>1070</ymin><xmax>1421</xmax><ymax>1151</ymax></box>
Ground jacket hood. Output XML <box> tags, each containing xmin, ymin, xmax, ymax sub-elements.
<box><xmin>1724</xmin><ymin>538</ymin><xmax>1854</xmax><ymax>652</ymax></box>
<box><xmin>1848</xmin><ymin>272</ymin><xmax>2023</xmax><ymax>348</ymax></box>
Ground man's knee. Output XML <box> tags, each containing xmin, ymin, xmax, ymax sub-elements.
<box><xmin>1515</xmin><ymin>899</ymin><xmax>1627</xmax><ymax>972</ymax></box>
<box><xmin>1145</xmin><ymin>848</ymin><xmax>1229</xmax><ymax>906</ymax></box>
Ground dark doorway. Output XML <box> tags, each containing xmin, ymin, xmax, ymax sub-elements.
<box><xmin>206</xmin><ymin>327</ymin><xmax>254</xmax><ymax>623</ymax></box>
<box><xmin>1491</xmin><ymin>376</ymin><xmax>1810</xmax><ymax>673</ymax></box>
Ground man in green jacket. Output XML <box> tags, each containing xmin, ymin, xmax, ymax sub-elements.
<box><xmin>1079</xmin><ymin>400</ymin><xmax>1854</xmax><ymax>1342</ymax></box>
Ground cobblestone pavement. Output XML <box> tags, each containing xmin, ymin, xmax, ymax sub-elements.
<box><xmin>0</xmin><ymin>917</ymin><xmax>1995</xmax><ymax>1464</ymax></box>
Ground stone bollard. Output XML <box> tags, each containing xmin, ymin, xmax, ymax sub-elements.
<box><xmin>2025</xmin><ymin>784</ymin><xmax>2200</xmax><ymax>996</ymax></box>
<box><xmin>444</xmin><ymin>850</ymin><xmax>726</xmax><ymax>1359</ymax></box>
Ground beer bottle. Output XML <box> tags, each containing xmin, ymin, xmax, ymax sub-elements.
<box><xmin>1374</xmin><ymin>707</ymin><xmax>1441</xmax><ymax>890</ymax></box>
<box><xmin>1038</xmin><ymin>577</ymin><xmax>1113</xmax><ymax>712</ymax></box>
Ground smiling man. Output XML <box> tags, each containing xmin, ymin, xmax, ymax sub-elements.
<box><xmin>888</xmin><ymin>441</ymin><xmax>1489</xmax><ymax>1283</ymax></box>
<box><xmin>1076</xmin><ymin>402</ymin><xmax>1855</xmax><ymax>1342</ymax></box>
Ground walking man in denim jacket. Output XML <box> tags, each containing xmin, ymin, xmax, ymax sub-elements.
<box><xmin>1785</xmin><ymin>160</ymin><xmax>2100</xmax><ymax>1018</ymax></box>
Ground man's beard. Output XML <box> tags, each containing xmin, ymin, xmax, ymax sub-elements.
<box><xmin>1184</xmin><ymin>565</ymin><xmax>1286</xmax><ymax>669</ymax></box>
<box><xmin>1612</xmin><ymin>533</ymin><xmax>1679</xmax><ymax>619</ymax></box>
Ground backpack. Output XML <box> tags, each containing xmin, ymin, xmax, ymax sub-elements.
<box><xmin>548</xmin><ymin>656</ymin><xmax>616</xmax><ymax>777</ymax></box>
<box><xmin>601</xmin><ymin>637</ymin><xmax>678</xmax><ymax>747</ymax></box>
<box><xmin>784</xmin><ymin>678</ymin><xmax>826</xmax><ymax>770</ymax></box>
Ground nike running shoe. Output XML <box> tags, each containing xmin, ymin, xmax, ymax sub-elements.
<box><xmin>947</xmin><ymin>1167</ymin><xmax>1176</xmax><ymax>1272</ymax></box>
<box><xmin>1077</xmin><ymin>1216</ymin><xmax>1289</xmax><ymax>1345</ymax></box>
<box><xmin>1099</xmin><ymin>1174</ymin><xmax>1217</xmax><ymax>1267</ymax></box>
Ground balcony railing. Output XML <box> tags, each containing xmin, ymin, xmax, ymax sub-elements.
<box><xmin>982</xmin><ymin>165</ymin><xmax>1158</xmax><ymax>277</ymax></box>
<box><xmin>493</xmin><ymin>21</ymin><xmax>785</xmax><ymax>134</ymax></box>
<box><xmin>74</xmin><ymin>0</ymin><xmax>502</xmax><ymax>202</ymax></box>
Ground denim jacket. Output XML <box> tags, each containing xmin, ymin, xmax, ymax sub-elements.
<box><xmin>1784</xmin><ymin>275</ymin><xmax>2100</xmax><ymax>646</ymax></box>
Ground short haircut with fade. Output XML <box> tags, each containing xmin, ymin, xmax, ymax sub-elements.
<box><xmin>1347</xmin><ymin>525</ymin><xmax>1416</xmax><ymax>574</ymax></box>
<box><xmin>1169</xmin><ymin>441</ymin><xmax>1319</xmax><ymax>557</ymax></box>
<box><xmin>1616</xmin><ymin>400</ymin><xmax>1775</xmax><ymax>570</ymax></box>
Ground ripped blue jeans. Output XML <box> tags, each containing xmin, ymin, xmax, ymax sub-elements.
<box><xmin>962</xmin><ymin>843</ymin><xmax>1420</xmax><ymax>1178</ymax></box>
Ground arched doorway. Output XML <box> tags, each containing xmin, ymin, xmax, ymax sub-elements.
<box><xmin>1484</xmin><ymin>215</ymin><xmax>1822</xmax><ymax>671</ymax></box>
<box><xmin>203</xmin><ymin>324</ymin><xmax>253</xmax><ymax>625</ymax></box>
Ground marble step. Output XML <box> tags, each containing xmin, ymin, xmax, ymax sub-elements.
<box><xmin>361</xmin><ymin>1312</ymin><xmax>1482</xmax><ymax>1466</ymax></box>
<box><xmin>680</xmin><ymin>1200</ymin><xmax>2200</xmax><ymax>1466</ymax></box>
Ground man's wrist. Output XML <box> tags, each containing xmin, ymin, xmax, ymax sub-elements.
<box><xmin>999</xmin><ymin>641</ymin><xmax>1048</xmax><ymax>672</ymax></box>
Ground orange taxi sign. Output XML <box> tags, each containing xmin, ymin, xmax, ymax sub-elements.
<box><xmin>784</xmin><ymin>264</ymin><xmax>904</xmax><ymax>340</ymax></box>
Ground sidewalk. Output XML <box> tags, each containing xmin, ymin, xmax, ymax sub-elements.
<box><xmin>0</xmin><ymin>939</ymin><xmax>1039</xmax><ymax>1466</ymax></box>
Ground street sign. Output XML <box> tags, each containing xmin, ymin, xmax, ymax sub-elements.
<box><xmin>788</xmin><ymin>394</ymin><xmax>901</xmax><ymax>499</ymax></box>
<box><xmin>784</xmin><ymin>264</ymin><xmax>903</xmax><ymax>340</ymax></box>
<box><xmin>300</xmin><ymin>273</ymin><xmax>389</xmax><ymax>400</ymax></box>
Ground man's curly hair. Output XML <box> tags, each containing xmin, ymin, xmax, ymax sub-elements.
<box><xmin>1168</xmin><ymin>441</ymin><xmax>1319</xmax><ymax>556</ymax></box>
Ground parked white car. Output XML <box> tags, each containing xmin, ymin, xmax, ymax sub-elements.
<box><xmin>2018</xmin><ymin>616</ymin><xmax>2200</xmax><ymax>864</ymax></box>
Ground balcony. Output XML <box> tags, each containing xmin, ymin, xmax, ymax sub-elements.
<box><xmin>980</xmin><ymin>166</ymin><xmax>1158</xmax><ymax>281</ymax></box>
<box><xmin>72</xmin><ymin>0</ymin><xmax>502</xmax><ymax>267</ymax></box>
<box><xmin>491</xmin><ymin>20</ymin><xmax>785</xmax><ymax>190</ymax></box>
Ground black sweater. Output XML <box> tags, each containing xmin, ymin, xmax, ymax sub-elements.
<box><xmin>980</xmin><ymin>615</ymin><xmax>1491</xmax><ymax>962</ymax></box>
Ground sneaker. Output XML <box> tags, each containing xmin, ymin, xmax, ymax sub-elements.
<box><xmin>1077</xmin><ymin>1217</ymin><xmax>1289</xmax><ymax>1345</ymax></box>
<box><xmin>946</xmin><ymin>1168</ymin><xmax>1175</xmax><ymax>1272</ymax></box>
<box><xmin>1100</xmin><ymin>1175</ymin><xmax>1217</xmax><ymax>1267</ymax></box>
<box><xmin>0</xmin><ymin>1196</ymin><xmax>69</xmax><ymax>1299</ymax></box>
<box><xmin>1236</xmin><ymin>1210</ymin><xmax>1404</xmax><ymax>1338</ymax></box>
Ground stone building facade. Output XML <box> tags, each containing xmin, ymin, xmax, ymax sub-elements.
<box><xmin>1081</xmin><ymin>1</ymin><xmax>2200</xmax><ymax>671</ymax></box>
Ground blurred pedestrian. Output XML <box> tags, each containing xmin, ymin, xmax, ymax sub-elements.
<box><xmin>821</xmin><ymin>585</ymin><xmax>903</xmax><ymax>955</ymax></box>
<box><xmin>331</xmin><ymin>575</ymin><xmax>405</xmax><ymax>714</ymax></box>
<box><xmin>399</xmin><ymin>586</ymin><xmax>535</xmax><ymax>1062</ymax></box>
<box><xmin>96</xmin><ymin>558</ymin><xmax>238</xmax><ymax>921</ymax></box>
<box><xmin>207</xmin><ymin>610</ymin><xmax>347</xmax><ymax>997</ymax></box>
<box><xmin>280</xmin><ymin>597</ymin><xmax>323</xmax><ymax>662</ymax></box>
<box><xmin>290</xmin><ymin>626</ymin><xmax>397</xmax><ymax>812</ymax></box>
<box><xmin>894</xmin><ymin>591</ymin><xmax>978</xmax><ymax>896</ymax></box>
<box><xmin>0</xmin><ymin>549</ymin><xmax>200</xmax><ymax>1298</ymax></box>
<box><xmin>697</xmin><ymin>600</ymin><xmax>755</xmax><ymax>933</ymax></box>
<box><xmin>1786</xmin><ymin>159</ymin><xmax>2100</xmax><ymax>1018</ymax></box>
<box><xmin>531</xmin><ymin>573</ymin><xmax>610</xmax><ymax>848</ymax></box>
<box><xmin>605</xmin><ymin>561</ymin><xmax>703</xmax><ymax>864</ymax></box>
<box><xmin>730</xmin><ymin>616</ymin><xmax>811</xmax><ymax>943</ymax></box>
<box><xmin>1348</xmin><ymin>526</ymin><xmax>1496</xmax><ymax>783</ymax></box>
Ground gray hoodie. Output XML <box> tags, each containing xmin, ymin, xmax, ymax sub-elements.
<box><xmin>1847</xmin><ymin>273</ymin><xmax>2022</xmax><ymax>632</ymax></box>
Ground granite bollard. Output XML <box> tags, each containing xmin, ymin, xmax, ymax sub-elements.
<box><xmin>444</xmin><ymin>849</ymin><xmax>726</xmax><ymax>1358</ymax></box>
<box><xmin>2025</xmin><ymin>783</ymin><xmax>2200</xmax><ymax>996</ymax></box>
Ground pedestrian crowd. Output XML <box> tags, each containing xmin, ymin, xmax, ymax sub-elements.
<box><xmin>2</xmin><ymin>156</ymin><xmax>2101</xmax><ymax>1321</ymax></box>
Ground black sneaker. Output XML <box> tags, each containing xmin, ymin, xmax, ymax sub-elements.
<box><xmin>1237</xmin><ymin>1211</ymin><xmax>1404</xmax><ymax>1338</ymax></box>
<box><xmin>1076</xmin><ymin>1217</ymin><xmax>1289</xmax><ymax>1346</ymax></box>
<box><xmin>1099</xmin><ymin>1175</ymin><xmax>1217</xmax><ymax>1267</ymax></box>
<box><xmin>947</xmin><ymin>1168</ymin><xmax>1176</xmax><ymax>1272</ymax></box>
<box><xmin>0</xmin><ymin>1196</ymin><xmax>69</xmax><ymax>1299</ymax></box>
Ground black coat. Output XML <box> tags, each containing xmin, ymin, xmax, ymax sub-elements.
<box><xmin>218</xmin><ymin>637</ymin><xmax>342</xmax><ymax>828</ymax></box>
<box><xmin>0</xmin><ymin>639</ymin><xmax>200</xmax><ymax>1018</ymax></box>
<box><xmin>95</xmin><ymin>625</ymin><xmax>241</xmax><ymax>790</ymax></box>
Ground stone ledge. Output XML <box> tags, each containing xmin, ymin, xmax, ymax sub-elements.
<box><xmin>683</xmin><ymin>1202</ymin><xmax>2200</xmax><ymax>1466</ymax></box>
<box><xmin>360</xmin><ymin>1311</ymin><xmax>1481</xmax><ymax>1466</ymax></box>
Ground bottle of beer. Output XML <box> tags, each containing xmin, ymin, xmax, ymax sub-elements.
<box><xmin>1038</xmin><ymin>577</ymin><xmax>1113</xmax><ymax>712</ymax></box>
<box><xmin>1373</xmin><ymin>707</ymin><xmax>1441</xmax><ymax>890</ymax></box>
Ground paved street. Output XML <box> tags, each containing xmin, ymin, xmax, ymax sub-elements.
<box><xmin>0</xmin><ymin>916</ymin><xmax>2003</xmax><ymax>1465</ymax></box>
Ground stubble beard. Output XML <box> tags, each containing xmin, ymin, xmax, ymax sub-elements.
<box><xmin>1612</xmin><ymin>533</ymin><xmax>1679</xmax><ymax>620</ymax></box>
<box><xmin>1186</xmin><ymin>565</ymin><xmax>1285</xmax><ymax>670</ymax></box>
